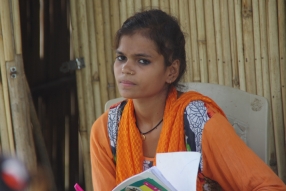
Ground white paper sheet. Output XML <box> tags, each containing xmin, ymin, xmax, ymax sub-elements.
<box><xmin>156</xmin><ymin>152</ymin><xmax>201</xmax><ymax>191</ymax></box>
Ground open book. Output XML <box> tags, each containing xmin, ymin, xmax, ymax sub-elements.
<box><xmin>112</xmin><ymin>152</ymin><xmax>201</xmax><ymax>191</ymax></box>
<box><xmin>112</xmin><ymin>166</ymin><xmax>177</xmax><ymax>191</ymax></box>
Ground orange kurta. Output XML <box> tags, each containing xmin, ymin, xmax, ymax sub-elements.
<box><xmin>90</xmin><ymin>111</ymin><xmax>286</xmax><ymax>191</ymax></box>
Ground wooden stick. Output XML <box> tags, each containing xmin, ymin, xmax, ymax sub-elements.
<box><xmin>252</xmin><ymin>0</ymin><xmax>263</xmax><ymax>96</ymax></box>
<box><xmin>11</xmin><ymin>0</ymin><xmax>22</xmax><ymax>54</ymax></box>
<box><xmin>0</xmin><ymin>1</ymin><xmax>15</xmax><ymax>155</ymax></box>
<box><xmin>0</xmin><ymin>0</ymin><xmax>14</xmax><ymax>61</ymax></box>
<box><xmin>204</xmin><ymin>0</ymin><xmax>218</xmax><ymax>84</ymax></box>
<box><xmin>242</xmin><ymin>0</ymin><xmax>256</xmax><ymax>93</ymax></box>
<box><xmin>77</xmin><ymin>0</ymin><xmax>94</xmax><ymax>189</ymax></box>
<box><xmin>277</xmin><ymin>0</ymin><xmax>286</xmax><ymax>182</ymax></box>
<box><xmin>234</xmin><ymin>0</ymin><xmax>246</xmax><ymax>91</ymax></box>
<box><xmin>228</xmin><ymin>0</ymin><xmax>239</xmax><ymax>88</ymax></box>
<box><xmin>258</xmin><ymin>0</ymin><xmax>276</xmax><ymax>172</ymax></box>
<box><xmin>70</xmin><ymin>0</ymin><xmax>87</xmax><ymax>130</ymax></box>
<box><xmin>213</xmin><ymin>0</ymin><xmax>224</xmax><ymax>85</ymax></box>
<box><xmin>70</xmin><ymin>0</ymin><xmax>89</xmax><ymax>189</ymax></box>
<box><xmin>0</xmin><ymin>82</ymin><xmax>10</xmax><ymax>153</ymax></box>
<box><xmin>159</xmin><ymin>0</ymin><xmax>170</xmax><ymax>14</ymax></box>
<box><xmin>102</xmin><ymin>0</ymin><xmax>116</xmax><ymax>100</ymax></box>
<box><xmin>86</xmin><ymin>0</ymin><xmax>102</xmax><ymax>117</ymax></box>
<box><xmin>109</xmin><ymin>0</ymin><xmax>121</xmax><ymax>98</ymax></box>
<box><xmin>179</xmin><ymin>0</ymin><xmax>192</xmax><ymax>82</ymax></box>
<box><xmin>267</xmin><ymin>0</ymin><xmax>286</xmax><ymax>181</ymax></box>
<box><xmin>220</xmin><ymin>0</ymin><xmax>232</xmax><ymax>87</ymax></box>
<box><xmin>94</xmin><ymin>0</ymin><xmax>109</xmax><ymax>109</ymax></box>
<box><xmin>6</xmin><ymin>55</ymin><xmax>37</xmax><ymax>174</ymax></box>
<box><xmin>195</xmin><ymin>0</ymin><xmax>208</xmax><ymax>83</ymax></box>
<box><xmin>78</xmin><ymin>0</ymin><xmax>95</xmax><ymax>129</ymax></box>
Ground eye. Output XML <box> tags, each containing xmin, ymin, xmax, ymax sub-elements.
<box><xmin>116</xmin><ymin>55</ymin><xmax>126</xmax><ymax>62</ymax></box>
<box><xmin>138</xmin><ymin>59</ymin><xmax>150</xmax><ymax>65</ymax></box>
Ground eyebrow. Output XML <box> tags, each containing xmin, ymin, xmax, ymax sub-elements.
<box><xmin>116</xmin><ymin>50</ymin><xmax>152</xmax><ymax>58</ymax></box>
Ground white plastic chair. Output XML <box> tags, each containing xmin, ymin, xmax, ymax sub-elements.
<box><xmin>105</xmin><ymin>82</ymin><xmax>269</xmax><ymax>164</ymax></box>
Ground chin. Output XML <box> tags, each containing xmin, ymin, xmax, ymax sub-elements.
<box><xmin>118</xmin><ymin>90</ymin><xmax>133</xmax><ymax>99</ymax></box>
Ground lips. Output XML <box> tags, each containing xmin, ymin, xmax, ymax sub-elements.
<box><xmin>120</xmin><ymin>80</ymin><xmax>136</xmax><ymax>86</ymax></box>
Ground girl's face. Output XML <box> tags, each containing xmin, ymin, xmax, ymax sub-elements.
<box><xmin>114</xmin><ymin>33</ymin><xmax>174</xmax><ymax>99</ymax></box>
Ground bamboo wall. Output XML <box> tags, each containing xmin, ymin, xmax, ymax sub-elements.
<box><xmin>1</xmin><ymin>0</ymin><xmax>78</xmax><ymax>190</ymax></box>
<box><xmin>69</xmin><ymin>0</ymin><xmax>286</xmax><ymax>188</ymax></box>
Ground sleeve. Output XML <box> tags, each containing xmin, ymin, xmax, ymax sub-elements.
<box><xmin>202</xmin><ymin>113</ymin><xmax>286</xmax><ymax>190</ymax></box>
<box><xmin>90</xmin><ymin>111</ymin><xmax>116</xmax><ymax>191</ymax></box>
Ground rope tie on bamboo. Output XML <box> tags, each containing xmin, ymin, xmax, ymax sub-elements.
<box><xmin>136</xmin><ymin>119</ymin><xmax>163</xmax><ymax>140</ymax></box>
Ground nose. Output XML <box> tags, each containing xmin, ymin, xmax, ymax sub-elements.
<box><xmin>121</xmin><ymin>60</ymin><xmax>135</xmax><ymax>75</ymax></box>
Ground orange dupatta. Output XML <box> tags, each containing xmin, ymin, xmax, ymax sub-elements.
<box><xmin>116</xmin><ymin>87</ymin><xmax>225</xmax><ymax>184</ymax></box>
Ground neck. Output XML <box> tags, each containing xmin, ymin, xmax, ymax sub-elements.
<box><xmin>133</xmin><ymin>90</ymin><xmax>168</xmax><ymax>128</ymax></box>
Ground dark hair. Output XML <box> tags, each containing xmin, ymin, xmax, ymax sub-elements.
<box><xmin>114</xmin><ymin>9</ymin><xmax>186</xmax><ymax>86</ymax></box>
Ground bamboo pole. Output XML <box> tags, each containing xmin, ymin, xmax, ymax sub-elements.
<box><xmin>142</xmin><ymin>0</ymin><xmax>151</xmax><ymax>9</ymax></box>
<box><xmin>119</xmin><ymin>0</ymin><xmax>128</xmax><ymax>25</ymax></box>
<box><xmin>0</xmin><ymin>15</ymin><xmax>10</xmax><ymax>154</ymax></box>
<box><xmin>70</xmin><ymin>0</ymin><xmax>90</xmax><ymax>190</ymax></box>
<box><xmin>278</xmin><ymin>0</ymin><xmax>286</xmax><ymax>181</ymax></box>
<box><xmin>220</xmin><ymin>0</ymin><xmax>232</xmax><ymax>87</ymax></box>
<box><xmin>70</xmin><ymin>0</ymin><xmax>87</xmax><ymax>135</ymax></box>
<box><xmin>258</xmin><ymin>0</ymin><xmax>276</xmax><ymax>171</ymax></box>
<box><xmin>94</xmin><ymin>0</ymin><xmax>109</xmax><ymax>110</ymax></box>
<box><xmin>11</xmin><ymin>0</ymin><xmax>22</xmax><ymax>54</ymax></box>
<box><xmin>204</xmin><ymin>0</ymin><xmax>218</xmax><ymax>84</ymax></box>
<box><xmin>179</xmin><ymin>0</ymin><xmax>192</xmax><ymax>82</ymax></box>
<box><xmin>267</xmin><ymin>0</ymin><xmax>286</xmax><ymax>181</ymax></box>
<box><xmin>159</xmin><ymin>0</ymin><xmax>170</xmax><ymax>14</ymax></box>
<box><xmin>0</xmin><ymin>82</ymin><xmax>9</xmax><ymax>153</ymax></box>
<box><xmin>102</xmin><ymin>0</ymin><xmax>116</xmax><ymax>100</ymax></box>
<box><xmin>86</xmin><ymin>0</ymin><xmax>102</xmax><ymax>118</ymax></box>
<box><xmin>189</xmin><ymin>0</ymin><xmax>200</xmax><ymax>82</ymax></box>
<box><xmin>127</xmin><ymin>0</ymin><xmax>135</xmax><ymax>18</ymax></box>
<box><xmin>242</xmin><ymin>0</ymin><xmax>256</xmax><ymax>93</ymax></box>
<box><xmin>109</xmin><ymin>0</ymin><xmax>121</xmax><ymax>98</ymax></box>
<box><xmin>195</xmin><ymin>0</ymin><xmax>208</xmax><ymax>83</ymax></box>
<box><xmin>0</xmin><ymin>0</ymin><xmax>14</xmax><ymax>61</ymax></box>
<box><xmin>252</xmin><ymin>0</ymin><xmax>263</xmax><ymax>96</ymax></box>
<box><xmin>6</xmin><ymin>55</ymin><xmax>37</xmax><ymax>176</ymax></box>
<box><xmin>151</xmin><ymin>0</ymin><xmax>159</xmax><ymax>9</ymax></box>
<box><xmin>169</xmin><ymin>0</ymin><xmax>178</xmax><ymax>18</ymax></box>
<box><xmin>228</xmin><ymin>0</ymin><xmax>239</xmax><ymax>88</ymax></box>
<box><xmin>134</xmin><ymin>0</ymin><xmax>142</xmax><ymax>13</ymax></box>
<box><xmin>277</xmin><ymin>1</ymin><xmax>286</xmax><ymax>172</ymax></box>
<box><xmin>78</xmin><ymin>0</ymin><xmax>95</xmax><ymax>129</ymax></box>
<box><xmin>213</xmin><ymin>0</ymin><xmax>224</xmax><ymax>85</ymax></box>
<box><xmin>0</xmin><ymin>0</ymin><xmax>15</xmax><ymax>155</ymax></box>
<box><xmin>77</xmin><ymin>0</ymin><xmax>94</xmax><ymax>189</ymax></box>
<box><xmin>234</xmin><ymin>0</ymin><xmax>246</xmax><ymax>91</ymax></box>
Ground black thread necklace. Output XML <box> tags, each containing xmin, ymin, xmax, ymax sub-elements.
<box><xmin>137</xmin><ymin>119</ymin><xmax>163</xmax><ymax>140</ymax></box>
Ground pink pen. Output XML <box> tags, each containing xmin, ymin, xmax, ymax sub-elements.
<box><xmin>74</xmin><ymin>183</ymin><xmax>84</xmax><ymax>191</ymax></box>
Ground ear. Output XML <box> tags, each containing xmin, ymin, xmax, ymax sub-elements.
<box><xmin>166</xmin><ymin>59</ymin><xmax>180</xmax><ymax>84</ymax></box>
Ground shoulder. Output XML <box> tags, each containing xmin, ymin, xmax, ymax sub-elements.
<box><xmin>185</xmin><ymin>100</ymin><xmax>210</xmax><ymax>121</ymax></box>
<box><xmin>90</xmin><ymin>111</ymin><xmax>109</xmax><ymax>144</ymax></box>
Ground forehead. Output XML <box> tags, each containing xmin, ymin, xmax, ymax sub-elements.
<box><xmin>117</xmin><ymin>33</ymin><xmax>159</xmax><ymax>54</ymax></box>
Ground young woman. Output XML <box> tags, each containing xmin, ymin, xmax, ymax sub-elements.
<box><xmin>90</xmin><ymin>9</ymin><xmax>286</xmax><ymax>190</ymax></box>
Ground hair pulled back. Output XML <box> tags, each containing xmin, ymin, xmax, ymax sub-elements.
<box><xmin>114</xmin><ymin>9</ymin><xmax>186</xmax><ymax>86</ymax></box>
